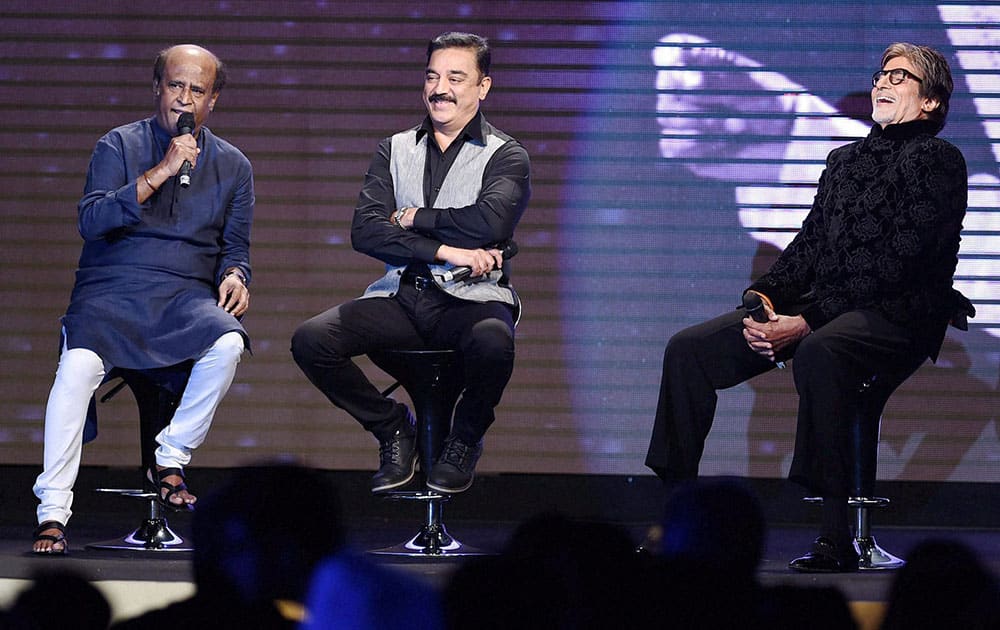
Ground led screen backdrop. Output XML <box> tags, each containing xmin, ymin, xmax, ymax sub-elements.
<box><xmin>1</xmin><ymin>1</ymin><xmax>997</xmax><ymax>483</ymax></box>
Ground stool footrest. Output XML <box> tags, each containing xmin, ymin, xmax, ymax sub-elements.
<box><xmin>95</xmin><ymin>488</ymin><xmax>154</xmax><ymax>499</ymax></box>
<box><xmin>848</xmin><ymin>496</ymin><xmax>890</xmax><ymax>508</ymax></box>
<box><xmin>380</xmin><ymin>490</ymin><xmax>450</xmax><ymax>503</ymax></box>
<box><xmin>802</xmin><ymin>496</ymin><xmax>890</xmax><ymax>508</ymax></box>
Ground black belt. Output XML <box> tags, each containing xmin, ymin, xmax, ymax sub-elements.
<box><xmin>400</xmin><ymin>272</ymin><xmax>434</xmax><ymax>291</ymax></box>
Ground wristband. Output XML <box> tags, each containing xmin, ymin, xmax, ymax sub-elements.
<box><xmin>143</xmin><ymin>172</ymin><xmax>157</xmax><ymax>191</ymax></box>
<box><xmin>748</xmin><ymin>290</ymin><xmax>774</xmax><ymax>313</ymax></box>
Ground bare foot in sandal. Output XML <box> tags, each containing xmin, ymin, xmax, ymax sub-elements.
<box><xmin>153</xmin><ymin>466</ymin><xmax>197</xmax><ymax>510</ymax></box>
<box><xmin>32</xmin><ymin>521</ymin><xmax>67</xmax><ymax>554</ymax></box>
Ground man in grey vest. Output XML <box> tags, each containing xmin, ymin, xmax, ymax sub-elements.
<box><xmin>292</xmin><ymin>32</ymin><xmax>530</xmax><ymax>494</ymax></box>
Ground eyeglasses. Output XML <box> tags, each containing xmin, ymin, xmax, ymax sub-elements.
<box><xmin>872</xmin><ymin>68</ymin><xmax>924</xmax><ymax>87</ymax></box>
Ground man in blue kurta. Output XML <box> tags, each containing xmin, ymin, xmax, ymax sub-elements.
<box><xmin>31</xmin><ymin>44</ymin><xmax>254</xmax><ymax>554</ymax></box>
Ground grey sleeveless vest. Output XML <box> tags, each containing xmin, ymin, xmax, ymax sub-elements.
<box><xmin>360</xmin><ymin>126</ymin><xmax>517</xmax><ymax>307</ymax></box>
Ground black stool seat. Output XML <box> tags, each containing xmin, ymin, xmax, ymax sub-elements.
<box><xmin>367</xmin><ymin>349</ymin><xmax>486</xmax><ymax>557</ymax></box>
<box><xmin>87</xmin><ymin>365</ymin><xmax>194</xmax><ymax>552</ymax></box>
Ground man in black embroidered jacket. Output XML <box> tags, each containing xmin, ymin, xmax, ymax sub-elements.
<box><xmin>645</xmin><ymin>43</ymin><xmax>969</xmax><ymax>572</ymax></box>
<box><xmin>292</xmin><ymin>32</ymin><xmax>530</xmax><ymax>495</ymax></box>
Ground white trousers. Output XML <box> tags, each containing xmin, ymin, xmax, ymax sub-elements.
<box><xmin>33</xmin><ymin>331</ymin><xmax>244</xmax><ymax>526</ymax></box>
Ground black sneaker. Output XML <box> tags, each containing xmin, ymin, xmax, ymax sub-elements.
<box><xmin>426</xmin><ymin>437</ymin><xmax>483</xmax><ymax>494</ymax></box>
<box><xmin>371</xmin><ymin>429</ymin><xmax>417</xmax><ymax>494</ymax></box>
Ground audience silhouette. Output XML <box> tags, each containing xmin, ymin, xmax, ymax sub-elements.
<box><xmin>656</xmin><ymin>477</ymin><xmax>858</xmax><ymax>629</ymax></box>
<box><xmin>444</xmin><ymin>512</ymin><xmax>652</xmax><ymax>629</ymax></box>
<box><xmin>880</xmin><ymin>538</ymin><xmax>1000</xmax><ymax>630</ymax></box>
<box><xmin>3</xmin><ymin>569</ymin><xmax>111</xmax><ymax>630</ymax></box>
<box><xmin>112</xmin><ymin>462</ymin><xmax>343</xmax><ymax>629</ymax></box>
<box><xmin>301</xmin><ymin>551</ymin><xmax>443</xmax><ymax>630</ymax></box>
<box><xmin>6</xmin><ymin>471</ymin><xmax>996</xmax><ymax>630</ymax></box>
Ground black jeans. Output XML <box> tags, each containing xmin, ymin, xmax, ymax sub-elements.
<box><xmin>645</xmin><ymin>307</ymin><xmax>927</xmax><ymax>497</ymax></box>
<box><xmin>291</xmin><ymin>279</ymin><xmax>515</xmax><ymax>444</ymax></box>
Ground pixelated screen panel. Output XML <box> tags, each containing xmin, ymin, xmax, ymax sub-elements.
<box><xmin>1</xmin><ymin>2</ymin><xmax>996</xmax><ymax>481</ymax></box>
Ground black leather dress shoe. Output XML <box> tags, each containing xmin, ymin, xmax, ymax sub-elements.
<box><xmin>789</xmin><ymin>537</ymin><xmax>860</xmax><ymax>573</ymax></box>
<box><xmin>426</xmin><ymin>437</ymin><xmax>483</xmax><ymax>493</ymax></box>
<box><xmin>371</xmin><ymin>429</ymin><xmax>417</xmax><ymax>493</ymax></box>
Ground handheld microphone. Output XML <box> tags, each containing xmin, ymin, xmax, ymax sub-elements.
<box><xmin>742</xmin><ymin>292</ymin><xmax>785</xmax><ymax>369</ymax></box>
<box><xmin>177</xmin><ymin>112</ymin><xmax>195</xmax><ymax>188</ymax></box>
<box><xmin>743</xmin><ymin>291</ymin><xmax>768</xmax><ymax>324</ymax></box>
<box><xmin>440</xmin><ymin>241</ymin><xmax>519</xmax><ymax>283</ymax></box>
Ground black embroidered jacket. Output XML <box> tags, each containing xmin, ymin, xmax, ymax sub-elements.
<box><xmin>747</xmin><ymin>118</ymin><xmax>967</xmax><ymax>361</ymax></box>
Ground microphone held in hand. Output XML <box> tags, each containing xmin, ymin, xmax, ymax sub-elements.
<box><xmin>742</xmin><ymin>292</ymin><xmax>785</xmax><ymax>369</ymax></box>
<box><xmin>440</xmin><ymin>241</ymin><xmax>519</xmax><ymax>283</ymax></box>
<box><xmin>742</xmin><ymin>291</ymin><xmax>769</xmax><ymax>323</ymax></box>
<box><xmin>176</xmin><ymin>112</ymin><xmax>195</xmax><ymax>188</ymax></box>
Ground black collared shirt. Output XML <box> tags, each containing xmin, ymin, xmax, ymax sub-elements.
<box><xmin>417</xmin><ymin>114</ymin><xmax>483</xmax><ymax>209</ymax></box>
<box><xmin>351</xmin><ymin>111</ymin><xmax>531</xmax><ymax>268</ymax></box>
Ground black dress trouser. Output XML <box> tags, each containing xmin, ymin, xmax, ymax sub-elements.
<box><xmin>291</xmin><ymin>278</ymin><xmax>516</xmax><ymax>445</ymax></box>
<box><xmin>645</xmin><ymin>307</ymin><xmax>927</xmax><ymax>497</ymax></box>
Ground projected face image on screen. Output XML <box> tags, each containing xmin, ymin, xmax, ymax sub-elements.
<box><xmin>560</xmin><ymin>2</ymin><xmax>1000</xmax><ymax>481</ymax></box>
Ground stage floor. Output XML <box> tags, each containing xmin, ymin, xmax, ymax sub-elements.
<box><xmin>1</xmin><ymin>466</ymin><xmax>998</xmax><ymax>625</ymax></box>
<box><xmin>3</xmin><ymin>520</ymin><xmax>999</xmax><ymax>624</ymax></box>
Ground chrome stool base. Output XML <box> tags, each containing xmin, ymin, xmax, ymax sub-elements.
<box><xmin>87</xmin><ymin>488</ymin><xmax>192</xmax><ymax>552</ymax></box>
<box><xmin>369</xmin><ymin>491</ymin><xmax>485</xmax><ymax>557</ymax></box>
<box><xmin>804</xmin><ymin>495</ymin><xmax>904</xmax><ymax>571</ymax></box>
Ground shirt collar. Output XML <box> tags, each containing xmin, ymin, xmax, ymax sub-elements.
<box><xmin>150</xmin><ymin>116</ymin><xmax>173</xmax><ymax>148</ymax></box>
<box><xmin>870</xmin><ymin>118</ymin><xmax>940</xmax><ymax>142</ymax></box>
<box><xmin>416</xmin><ymin>111</ymin><xmax>486</xmax><ymax>146</ymax></box>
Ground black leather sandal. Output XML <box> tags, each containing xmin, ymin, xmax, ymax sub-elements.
<box><xmin>147</xmin><ymin>466</ymin><xmax>196</xmax><ymax>513</ymax></box>
<box><xmin>32</xmin><ymin>520</ymin><xmax>68</xmax><ymax>555</ymax></box>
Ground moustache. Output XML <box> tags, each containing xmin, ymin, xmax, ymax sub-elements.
<box><xmin>429</xmin><ymin>94</ymin><xmax>456</xmax><ymax>103</ymax></box>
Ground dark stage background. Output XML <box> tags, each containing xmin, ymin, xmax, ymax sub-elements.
<box><xmin>1</xmin><ymin>1</ymin><xmax>997</xmax><ymax>483</ymax></box>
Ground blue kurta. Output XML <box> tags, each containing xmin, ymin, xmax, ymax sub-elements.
<box><xmin>62</xmin><ymin>117</ymin><xmax>254</xmax><ymax>369</ymax></box>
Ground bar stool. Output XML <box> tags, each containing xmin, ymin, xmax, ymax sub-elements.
<box><xmin>800</xmin><ymin>297</ymin><xmax>976</xmax><ymax>571</ymax></box>
<box><xmin>88</xmin><ymin>364</ymin><xmax>195</xmax><ymax>552</ymax></box>
<box><xmin>804</xmin><ymin>369</ymin><xmax>915</xmax><ymax>570</ymax></box>
<box><xmin>366</xmin><ymin>349</ymin><xmax>485</xmax><ymax>557</ymax></box>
